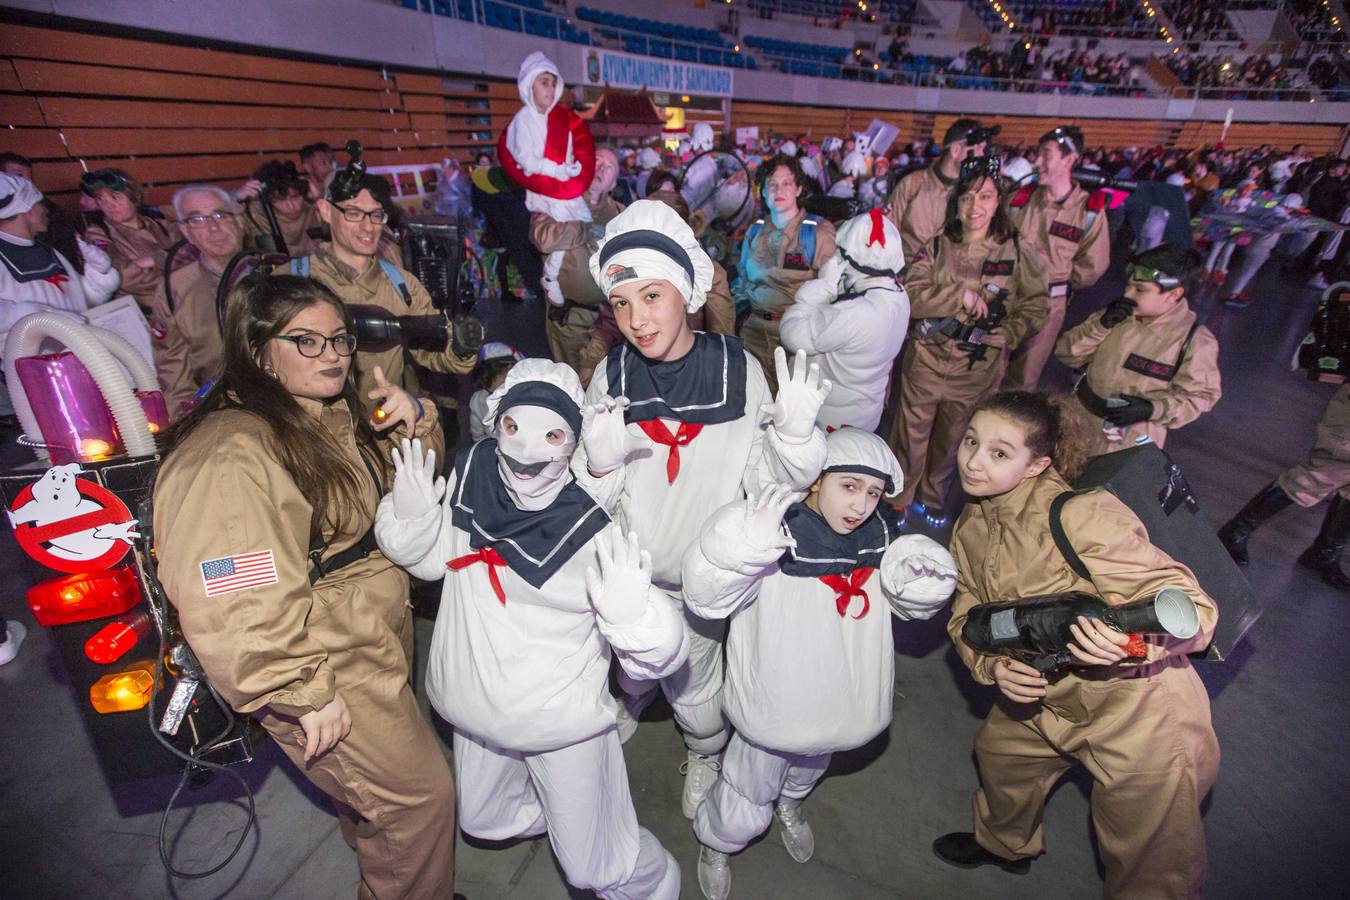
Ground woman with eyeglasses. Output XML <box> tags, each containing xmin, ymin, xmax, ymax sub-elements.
<box><xmin>152</xmin><ymin>275</ymin><xmax>459</xmax><ymax>899</ymax></box>
<box><xmin>886</xmin><ymin>157</ymin><xmax>1050</xmax><ymax>528</ymax></box>
<box><xmin>80</xmin><ymin>168</ymin><xmax>180</xmax><ymax>313</ymax></box>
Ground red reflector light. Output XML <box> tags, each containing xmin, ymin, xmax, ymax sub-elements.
<box><xmin>27</xmin><ymin>568</ymin><xmax>141</xmax><ymax>627</ymax></box>
<box><xmin>85</xmin><ymin>611</ymin><xmax>153</xmax><ymax>664</ymax></box>
<box><xmin>89</xmin><ymin>660</ymin><xmax>157</xmax><ymax>713</ymax></box>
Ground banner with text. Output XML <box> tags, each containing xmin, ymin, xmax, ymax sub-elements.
<box><xmin>581</xmin><ymin>47</ymin><xmax>733</xmax><ymax>98</ymax></box>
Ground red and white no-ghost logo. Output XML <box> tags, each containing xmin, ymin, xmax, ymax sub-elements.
<box><xmin>6</xmin><ymin>464</ymin><xmax>139</xmax><ymax>573</ymax></box>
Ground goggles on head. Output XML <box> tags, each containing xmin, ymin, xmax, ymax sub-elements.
<box><xmin>959</xmin><ymin>155</ymin><xmax>1005</xmax><ymax>183</ymax></box>
<box><xmin>1126</xmin><ymin>263</ymin><xmax>1182</xmax><ymax>289</ymax></box>
<box><xmin>80</xmin><ymin>169</ymin><xmax>132</xmax><ymax>197</ymax></box>
<box><xmin>1040</xmin><ymin>127</ymin><xmax>1080</xmax><ymax>157</ymax></box>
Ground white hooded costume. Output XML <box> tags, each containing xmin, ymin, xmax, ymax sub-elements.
<box><xmin>375</xmin><ymin>359</ymin><xmax>685</xmax><ymax>900</ymax></box>
<box><xmin>681</xmin><ymin>122</ymin><xmax>720</xmax><ymax>221</ymax></box>
<box><xmin>681</xmin><ymin>429</ymin><xmax>956</xmax><ymax>853</ymax></box>
<box><xmin>574</xmin><ymin>200</ymin><xmax>830</xmax><ymax>765</ymax></box>
<box><xmin>780</xmin><ymin>209</ymin><xmax>910</xmax><ymax>432</ymax></box>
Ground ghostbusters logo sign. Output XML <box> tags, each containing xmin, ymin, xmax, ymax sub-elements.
<box><xmin>5</xmin><ymin>463</ymin><xmax>140</xmax><ymax>573</ymax></box>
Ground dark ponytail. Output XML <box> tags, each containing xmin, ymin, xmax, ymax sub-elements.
<box><xmin>972</xmin><ymin>390</ymin><xmax>1091</xmax><ymax>483</ymax></box>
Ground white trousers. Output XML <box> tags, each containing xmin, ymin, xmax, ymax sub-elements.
<box><xmin>620</xmin><ymin>595</ymin><xmax>729</xmax><ymax>755</ymax></box>
<box><xmin>694</xmin><ymin>733</ymin><xmax>830</xmax><ymax>854</ymax></box>
<box><xmin>454</xmin><ymin>728</ymin><xmax>680</xmax><ymax>900</ymax></box>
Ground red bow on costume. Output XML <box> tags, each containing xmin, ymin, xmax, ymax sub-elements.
<box><xmin>867</xmin><ymin>208</ymin><xmax>886</xmax><ymax>247</ymax></box>
<box><xmin>818</xmin><ymin>567</ymin><xmax>874</xmax><ymax>619</ymax></box>
<box><xmin>43</xmin><ymin>272</ymin><xmax>69</xmax><ymax>292</ymax></box>
<box><xmin>635</xmin><ymin>419</ymin><xmax>704</xmax><ymax>484</ymax></box>
<box><xmin>448</xmin><ymin>546</ymin><xmax>508</xmax><ymax>605</ymax></box>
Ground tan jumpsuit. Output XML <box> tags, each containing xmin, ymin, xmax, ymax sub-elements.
<box><xmin>1278</xmin><ymin>384</ymin><xmax>1350</xmax><ymax>506</ymax></box>
<box><xmin>85</xmin><ymin>213</ymin><xmax>181</xmax><ymax>313</ymax></box>
<box><xmin>243</xmin><ymin>199</ymin><xmax>323</xmax><ymax>257</ymax></box>
<box><xmin>948</xmin><ymin>469</ymin><xmax>1220</xmax><ymax>900</ymax></box>
<box><xmin>154</xmin><ymin>401</ymin><xmax>457</xmax><ymax>900</ymax></box>
<box><xmin>149</xmin><ymin>259</ymin><xmax>223</xmax><ymax>417</ymax></box>
<box><xmin>886</xmin><ymin>162</ymin><xmax>957</xmax><ymax>263</ymax></box>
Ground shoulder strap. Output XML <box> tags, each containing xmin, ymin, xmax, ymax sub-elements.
<box><xmin>1170</xmin><ymin>320</ymin><xmax>1203</xmax><ymax>379</ymax></box>
<box><xmin>377</xmin><ymin>259</ymin><xmax>413</xmax><ymax>306</ymax></box>
<box><xmin>289</xmin><ymin>255</ymin><xmax>310</xmax><ymax>278</ymax></box>
<box><xmin>1049</xmin><ymin>490</ymin><xmax>1092</xmax><ymax>582</ymax></box>
<box><xmin>747</xmin><ymin>218</ymin><xmax>764</xmax><ymax>247</ymax></box>
<box><xmin>799</xmin><ymin>216</ymin><xmax>818</xmax><ymax>264</ymax></box>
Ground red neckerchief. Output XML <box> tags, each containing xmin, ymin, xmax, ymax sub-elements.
<box><xmin>448</xmin><ymin>546</ymin><xmax>508</xmax><ymax>605</ymax></box>
<box><xmin>43</xmin><ymin>272</ymin><xmax>69</xmax><ymax>291</ymax></box>
<box><xmin>817</xmin><ymin>567</ymin><xmax>874</xmax><ymax>619</ymax></box>
<box><xmin>634</xmin><ymin>419</ymin><xmax>704</xmax><ymax>483</ymax></box>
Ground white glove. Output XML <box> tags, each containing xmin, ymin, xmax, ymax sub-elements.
<box><xmin>561</xmin><ymin>160</ymin><xmax>583</xmax><ymax>179</ymax></box>
<box><xmin>585</xmin><ymin>526</ymin><xmax>652</xmax><ymax>626</ymax></box>
<box><xmin>743</xmin><ymin>484</ymin><xmax>802</xmax><ymax>553</ymax></box>
<box><xmin>389</xmin><ymin>438</ymin><xmax>446</xmax><ymax>520</ymax></box>
<box><xmin>760</xmin><ymin>347</ymin><xmax>832</xmax><ymax>443</ymax></box>
<box><xmin>879</xmin><ymin>534</ymin><xmax>957</xmax><ymax>621</ymax></box>
<box><xmin>581</xmin><ymin>396</ymin><xmax>651</xmax><ymax>475</ymax></box>
<box><xmin>76</xmin><ymin>237</ymin><xmax>112</xmax><ymax>273</ymax></box>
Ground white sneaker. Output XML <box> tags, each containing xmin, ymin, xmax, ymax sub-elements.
<box><xmin>542</xmin><ymin>275</ymin><xmax>566</xmax><ymax>307</ymax></box>
<box><xmin>697</xmin><ymin>845</ymin><xmax>731</xmax><ymax>900</ymax></box>
<box><xmin>614</xmin><ymin>688</ymin><xmax>657</xmax><ymax>745</ymax></box>
<box><xmin>0</xmin><ymin>620</ymin><xmax>28</xmax><ymax>666</ymax></box>
<box><xmin>776</xmin><ymin>800</ymin><xmax>815</xmax><ymax>863</ymax></box>
<box><xmin>679</xmin><ymin>750</ymin><xmax>721</xmax><ymax>819</ymax></box>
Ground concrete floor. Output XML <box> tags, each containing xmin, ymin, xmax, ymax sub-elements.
<box><xmin>2</xmin><ymin>246</ymin><xmax>1348</xmax><ymax>899</ymax></box>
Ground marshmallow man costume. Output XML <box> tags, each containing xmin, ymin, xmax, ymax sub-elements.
<box><xmin>500</xmin><ymin>52</ymin><xmax>597</xmax><ymax>306</ymax></box>
<box><xmin>681</xmin><ymin>122</ymin><xmax>720</xmax><ymax>221</ymax></box>
<box><xmin>681</xmin><ymin>430</ymin><xmax>956</xmax><ymax>854</ymax></box>
<box><xmin>780</xmin><ymin>209</ymin><xmax>910</xmax><ymax>432</ymax></box>
<box><xmin>574</xmin><ymin>201</ymin><xmax>829</xmax><ymax>759</ymax></box>
<box><xmin>375</xmin><ymin>359</ymin><xmax>685</xmax><ymax>900</ymax></box>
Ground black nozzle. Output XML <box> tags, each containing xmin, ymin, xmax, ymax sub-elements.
<box><xmin>348</xmin><ymin>304</ymin><xmax>449</xmax><ymax>353</ymax></box>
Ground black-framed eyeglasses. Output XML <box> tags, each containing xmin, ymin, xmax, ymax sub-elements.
<box><xmin>183</xmin><ymin>210</ymin><xmax>236</xmax><ymax>228</ymax></box>
<box><xmin>273</xmin><ymin>332</ymin><xmax>358</xmax><ymax>358</ymax></box>
<box><xmin>333</xmin><ymin>204</ymin><xmax>389</xmax><ymax>224</ymax></box>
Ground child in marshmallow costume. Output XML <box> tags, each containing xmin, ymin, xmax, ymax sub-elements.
<box><xmin>574</xmin><ymin>200</ymin><xmax>831</xmax><ymax>821</ymax></box>
<box><xmin>374</xmin><ymin>359</ymin><xmax>685</xmax><ymax>900</ymax></box>
<box><xmin>681</xmin><ymin>429</ymin><xmax>958</xmax><ymax>899</ymax></box>
<box><xmin>780</xmin><ymin>209</ymin><xmax>911</xmax><ymax>432</ymax></box>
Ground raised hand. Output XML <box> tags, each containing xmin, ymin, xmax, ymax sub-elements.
<box><xmin>389</xmin><ymin>437</ymin><xmax>446</xmax><ymax>520</ymax></box>
<box><xmin>585</xmin><ymin>526</ymin><xmax>653</xmax><ymax>626</ymax></box>
<box><xmin>582</xmin><ymin>396</ymin><xmax>650</xmax><ymax>475</ymax></box>
<box><xmin>760</xmin><ymin>347</ymin><xmax>832</xmax><ymax>442</ymax></box>
<box><xmin>367</xmin><ymin>365</ymin><xmax>419</xmax><ymax>436</ymax></box>
<box><xmin>743</xmin><ymin>484</ymin><xmax>802</xmax><ymax>553</ymax></box>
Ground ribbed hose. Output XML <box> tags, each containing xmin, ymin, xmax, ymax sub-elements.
<box><xmin>85</xmin><ymin>324</ymin><xmax>159</xmax><ymax>392</ymax></box>
<box><xmin>2</xmin><ymin>312</ymin><xmax>157</xmax><ymax>461</ymax></box>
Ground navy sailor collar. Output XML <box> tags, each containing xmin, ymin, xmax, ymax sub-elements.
<box><xmin>777</xmin><ymin>501</ymin><xmax>893</xmax><ymax>577</ymax></box>
<box><xmin>0</xmin><ymin>236</ymin><xmax>66</xmax><ymax>284</ymax></box>
<box><xmin>450</xmin><ymin>440</ymin><xmax>609</xmax><ymax>588</ymax></box>
<box><xmin>606</xmin><ymin>331</ymin><xmax>748</xmax><ymax>426</ymax></box>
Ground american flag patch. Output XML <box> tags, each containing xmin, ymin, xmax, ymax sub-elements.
<box><xmin>200</xmin><ymin>550</ymin><xmax>278</xmax><ymax>597</ymax></box>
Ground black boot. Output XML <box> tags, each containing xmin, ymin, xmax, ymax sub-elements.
<box><xmin>1218</xmin><ymin>483</ymin><xmax>1294</xmax><ymax>566</ymax></box>
<box><xmin>932</xmin><ymin>832</ymin><xmax>1031</xmax><ymax>875</ymax></box>
<box><xmin>1297</xmin><ymin>495</ymin><xmax>1350</xmax><ymax>590</ymax></box>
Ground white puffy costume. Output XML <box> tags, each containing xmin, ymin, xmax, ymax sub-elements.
<box><xmin>681</xmin><ymin>122</ymin><xmax>720</xmax><ymax>221</ymax></box>
<box><xmin>681</xmin><ymin>429</ymin><xmax>956</xmax><ymax>859</ymax></box>
<box><xmin>780</xmin><ymin>209</ymin><xmax>910</xmax><ymax>432</ymax></box>
<box><xmin>375</xmin><ymin>359</ymin><xmax>685</xmax><ymax>900</ymax></box>
<box><xmin>574</xmin><ymin>200</ymin><xmax>831</xmax><ymax>809</ymax></box>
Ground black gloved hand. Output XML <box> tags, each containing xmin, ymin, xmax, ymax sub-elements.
<box><xmin>1100</xmin><ymin>297</ymin><xmax>1137</xmax><ymax>328</ymax></box>
<box><xmin>450</xmin><ymin>314</ymin><xmax>485</xmax><ymax>358</ymax></box>
<box><xmin>1104</xmin><ymin>394</ymin><xmax>1154</xmax><ymax>426</ymax></box>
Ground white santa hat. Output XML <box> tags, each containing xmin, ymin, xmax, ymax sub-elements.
<box><xmin>0</xmin><ymin>174</ymin><xmax>42</xmax><ymax>218</ymax></box>
<box><xmin>821</xmin><ymin>428</ymin><xmax>905</xmax><ymax>497</ymax></box>
<box><xmin>516</xmin><ymin>52</ymin><xmax>562</xmax><ymax>114</ymax></box>
<box><xmin>590</xmin><ymin>199</ymin><xmax>715</xmax><ymax>314</ymax></box>
<box><xmin>636</xmin><ymin>147</ymin><xmax>661</xmax><ymax>170</ymax></box>
<box><xmin>835</xmin><ymin>208</ymin><xmax>904</xmax><ymax>279</ymax></box>
<box><xmin>691</xmin><ymin>122</ymin><xmax>715</xmax><ymax>154</ymax></box>
<box><xmin>483</xmin><ymin>357</ymin><xmax>585</xmax><ymax>435</ymax></box>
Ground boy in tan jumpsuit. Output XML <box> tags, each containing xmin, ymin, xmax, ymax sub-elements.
<box><xmin>736</xmin><ymin>154</ymin><xmax>836</xmax><ymax>392</ymax></box>
<box><xmin>885</xmin><ymin>118</ymin><xmax>992</xmax><ymax>262</ymax></box>
<box><xmin>1004</xmin><ymin>126</ymin><xmax>1112</xmax><ymax>392</ymax></box>
<box><xmin>80</xmin><ymin>168</ymin><xmax>181</xmax><ymax>313</ymax></box>
<box><xmin>1219</xmin><ymin>383</ymin><xmax>1350</xmax><ymax>588</ymax></box>
<box><xmin>530</xmin><ymin>146</ymin><xmax>625</xmax><ymax>371</ymax></box>
<box><xmin>149</xmin><ymin>185</ymin><xmax>245</xmax><ymax>417</ymax></box>
<box><xmin>1055</xmin><ymin>244</ymin><xmax>1221</xmax><ymax>456</ymax></box>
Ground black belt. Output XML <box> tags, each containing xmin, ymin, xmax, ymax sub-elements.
<box><xmin>913</xmin><ymin>316</ymin><xmax>990</xmax><ymax>346</ymax></box>
<box><xmin>1074</xmin><ymin>377</ymin><xmax>1121</xmax><ymax>419</ymax></box>
<box><xmin>309</xmin><ymin>526</ymin><xmax>379</xmax><ymax>585</ymax></box>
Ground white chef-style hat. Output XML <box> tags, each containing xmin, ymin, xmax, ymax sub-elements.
<box><xmin>0</xmin><ymin>174</ymin><xmax>42</xmax><ymax>218</ymax></box>
<box><xmin>636</xmin><ymin>147</ymin><xmax>661</xmax><ymax>170</ymax></box>
<box><xmin>779</xmin><ymin>139</ymin><xmax>798</xmax><ymax>157</ymax></box>
<box><xmin>691</xmin><ymin>122</ymin><xmax>715</xmax><ymax>153</ymax></box>
<box><xmin>835</xmin><ymin>208</ymin><xmax>904</xmax><ymax>279</ymax></box>
<box><xmin>483</xmin><ymin>358</ymin><xmax>585</xmax><ymax>435</ymax></box>
<box><xmin>590</xmin><ymin>199</ymin><xmax>715</xmax><ymax>314</ymax></box>
<box><xmin>820</xmin><ymin>428</ymin><xmax>905</xmax><ymax>497</ymax></box>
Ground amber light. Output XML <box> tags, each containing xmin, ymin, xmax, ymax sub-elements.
<box><xmin>89</xmin><ymin>660</ymin><xmax>157</xmax><ymax>713</ymax></box>
<box><xmin>27</xmin><ymin>568</ymin><xmax>140</xmax><ymax>626</ymax></box>
<box><xmin>85</xmin><ymin>611</ymin><xmax>153</xmax><ymax>664</ymax></box>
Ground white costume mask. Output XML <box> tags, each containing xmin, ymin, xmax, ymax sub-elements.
<box><xmin>495</xmin><ymin>404</ymin><xmax>575</xmax><ymax>511</ymax></box>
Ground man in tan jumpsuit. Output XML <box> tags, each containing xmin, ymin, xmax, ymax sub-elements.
<box><xmin>149</xmin><ymin>185</ymin><xmax>244</xmax><ymax>417</ymax></box>
<box><xmin>81</xmin><ymin>168</ymin><xmax>181</xmax><ymax>313</ymax></box>
<box><xmin>1003</xmin><ymin>126</ymin><xmax>1112</xmax><ymax>392</ymax></box>
<box><xmin>736</xmin><ymin>154</ymin><xmax>836</xmax><ymax>392</ymax></box>
<box><xmin>886</xmin><ymin>118</ymin><xmax>991</xmax><ymax>262</ymax></box>
<box><xmin>237</xmin><ymin>160</ymin><xmax>324</xmax><ymax>257</ymax></box>
<box><xmin>942</xmin><ymin>464</ymin><xmax>1220</xmax><ymax>899</ymax></box>
<box><xmin>1219</xmin><ymin>383</ymin><xmax>1350</xmax><ymax>588</ymax></box>
<box><xmin>1055</xmin><ymin>246</ymin><xmax>1221</xmax><ymax>457</ymax></box>
<box><xmin>530</xmin><ymin>146</ymin><xmax>625</xmax><ymax>371</ymax></box>
<box><xmin>155</xmin><ymin>395</ymin><xmax>456</xmax><ymax>900</ymax></box>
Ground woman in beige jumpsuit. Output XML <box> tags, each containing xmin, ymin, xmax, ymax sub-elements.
<box><xmin>153</xmin><ymin>275</ymin><xmax>456</xmax><ymax>899</ymax></box>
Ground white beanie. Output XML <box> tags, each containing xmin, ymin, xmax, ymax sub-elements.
<box><xmin>821</xmin><ymin>428</ymin><xmax>905</xmax><ymax>497</ymax></box>
<box><xmin>691</xmin><ymin>122</ymin><xmax>715</xmax><ymax>154</ymax></box>
<box><xmin>483</xmin><ymin>358</ymin><xmax>584</xmax><ymax>434</ymax></box>
<box><xmin>590</xmin><ymin>199</ymin><xmax>715</xmax><ymax>313</ymax></box>
<box><xmin>0</xmin><ymin>174</ymin><xmax>42</xmax><ymax>218</ymax></box>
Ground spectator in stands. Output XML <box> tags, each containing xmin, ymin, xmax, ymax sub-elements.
<box><xmin>80</xmin><ymin>168</ymin><xmax>180</xmax><ymax>314</ymax></box>
<box><xmin>299</xmin><ymin>142</ymin><xmax>337</xmax><ymax>202</ymax></box>
<box><xmin>149</xmin><ymin>184</ymin><xmax>245</xmax><ymax>417</ymax></box>
<box><xmin>887</xmin><ymin>118</ymin><xmax>990</xmax><ymax>261</ymax></box>
<box><xmin>237</xmin><ymin>160</ymin><xmax>323</xmax><ymax>257</ymax></box>
<box><xmin>735</xmin><ymin>153</ymin><xmax>837</xmax><ymax>393</ymax></box>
